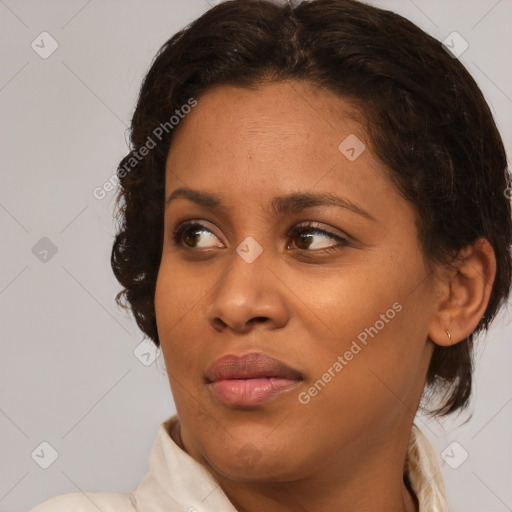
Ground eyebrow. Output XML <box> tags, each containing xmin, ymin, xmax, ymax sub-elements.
<box><xmin>165</xmin><ymin>187</ymin><xmax>376</xmax><ymax>222</ymax></box>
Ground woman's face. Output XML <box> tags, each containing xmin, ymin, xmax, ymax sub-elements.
<box><xmin>155</xmin><ymin>81</ymin><xmax>438</xmax><ymax>482</ymax></box>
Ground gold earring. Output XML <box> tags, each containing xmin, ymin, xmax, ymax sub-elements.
<box><xmin>446</xmin><ymin>330</ymin><xmax>452</xmax><ymax>342</ymax></box>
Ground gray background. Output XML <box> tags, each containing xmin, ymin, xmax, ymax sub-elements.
<box><xmin>1</xmin><ymin>0</ymin><xmax>511</xmax><ymax>511</ymax></box>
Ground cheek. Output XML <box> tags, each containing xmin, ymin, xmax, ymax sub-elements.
<box><xmin>154</xmin><ymin>271</ymin><xmax>176</xmax><ymax>339</ymax></box>
<box><xmin>154</xmin><ymin>258</ymin><xmax>205</xmax><ymax>330</ymax></box>
<box><xmin>300</xmin><ymin>325</ymin><xmax>423</xmax><ymax>436</ymax></box>
<box><xmin>154</xmin><ymin>267</ymin><xmax>202</xmax><ymax>370</ymax></box>
<box><xmin>288</xmin><ymin>260</ymin><xmax>401</xmax><ymax>356</ymax></box>
<box><xmin>296</xmin><ymin>261</ymin><xmax>430</xmax><ymax>408</ymax></box>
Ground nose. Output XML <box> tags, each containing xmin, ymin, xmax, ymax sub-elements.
<box><xmin>205</xmin><ymin>252</ymin><xmax>289</xmax><ymax>334</ymax></box>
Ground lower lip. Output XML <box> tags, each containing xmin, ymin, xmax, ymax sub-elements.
<box><xmin>208</xmin><ymin>378</ymin><xmax>301</xmax><ymax>407</ymax></box>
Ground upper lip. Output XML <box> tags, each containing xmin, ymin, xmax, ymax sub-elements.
<box><xmin>205</xmin><ymin>352</ymin><xmax>303</xmax><ymax>382</ymax></box>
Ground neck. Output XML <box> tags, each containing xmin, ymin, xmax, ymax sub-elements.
<box><xmin>219</xmin><ymin>477</ymin><xmax>418</xmax><ymax>512</ymax></box>
<box><xmin>171</xmin><ymin>420</ymin><xmax>420</xmax><ymax>512</ymax></box>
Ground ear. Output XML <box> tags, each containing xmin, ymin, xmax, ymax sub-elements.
<box><xmin>428</xmin><ymin>238</ymin><xmax>496</xmax><ymax>347</ymax></box>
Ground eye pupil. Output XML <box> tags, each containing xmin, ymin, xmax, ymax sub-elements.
<box><xmin>296</xmin><ymin>233</ymin><xmax>313</xmax><ymax>249</ymax></box>
<box><xmin>184</xmin><ymin>228</ymin><xmax>200</xmax><ymax>247</ymax></box>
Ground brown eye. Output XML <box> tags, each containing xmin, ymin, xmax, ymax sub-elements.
<box><xmin>293</xmin><ymin>231</ymin><xmax>315</xmax><ymax>250</ymax></box>
<box><xmin>173</xmin><ymin>221</ymin><xmax>222</xmax><ymax>248</ymax></box>
<box><xmin>182</xmin><ymin>226</ymin><xmax>201</xmax><ymax>247</ymax></box>
<box><xmin>288</xmin><ymin>223</ymin><xmax>350</xmax><ymax>252</ymax></box>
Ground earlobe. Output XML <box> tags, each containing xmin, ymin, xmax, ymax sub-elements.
<box><xmin>428</xmin><ymin>321</ymin><xmax>456</xmax><ymax>347</ymax></box>
<box><xmin>428</xmin><ymin>238</ymin><xmax>496</xmax><ymax>347</ymax></box>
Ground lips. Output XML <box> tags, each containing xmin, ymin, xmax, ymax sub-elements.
<box><xmin>205</xmin><ymin>353</ymin><xmax>303</xmax><ymax>407</ymax></box>
<box><xmin>205</xmin><ymin>352</ymin><xmax>303</xmax><ymax>382</ymax></box>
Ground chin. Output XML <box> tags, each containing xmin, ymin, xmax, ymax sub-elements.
<box><xmin>200</xmin><ymin>434</ymin><xmax>306</xmax><ymax>483</ymax></box>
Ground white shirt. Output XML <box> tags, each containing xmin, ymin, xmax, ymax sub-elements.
<box><xmin>30</xmin><ymin>415</ymin><xmax>449</xmax><ymax>512</ymax></box>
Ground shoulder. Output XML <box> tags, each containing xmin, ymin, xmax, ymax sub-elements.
<box><xmin>29</xmin><ymin>491</ymin><xmax>136</xmax><ymax>512</ymax></box>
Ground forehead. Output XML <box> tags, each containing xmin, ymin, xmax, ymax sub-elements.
<box><xmin>169</xmin><ymin>81</ymin><xmax>363</xmax><ymax>153</ymax></box>
<box><xmin>164</xmin><ymin>81</ymin><xmax>396</xmax><ymax>219</ymax></box>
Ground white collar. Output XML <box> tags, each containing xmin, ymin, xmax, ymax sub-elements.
<box><xmin>405</xmin><ymin>423</ymin><xmax>450</xmax><ymax>512</ymax></box>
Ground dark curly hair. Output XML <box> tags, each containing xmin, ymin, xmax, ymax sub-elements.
<box><xmin>111</xmin><ymin>0</ymin><xmax>512</xmax><ymax>417</ymax></box>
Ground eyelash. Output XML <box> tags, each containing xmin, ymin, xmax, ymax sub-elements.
<box><xmin>171</xmin><ymin>220</ymin><xmax>350</xmax><ymax>254</ymax></box>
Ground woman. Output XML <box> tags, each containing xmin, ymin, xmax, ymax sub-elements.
<box><xmin>30</xmin><ymin>0</ymin><xmax>511</xmax><ymax>510</ymax></box>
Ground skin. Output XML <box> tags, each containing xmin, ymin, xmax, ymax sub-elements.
<box><xmin>154</xmin><ymin>80</ymin><xmax>496</xmax><ymax>512</ymax></box>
